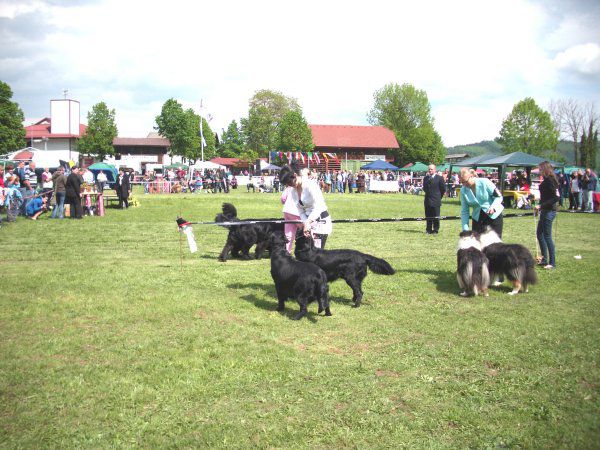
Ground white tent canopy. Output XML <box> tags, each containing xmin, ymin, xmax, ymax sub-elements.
<box><xmin>190</xmin><ymin>161</ymin><xmax>224</xmax><ymax>171</ymax></box>
<box><xmin>7</xmin><ymin>147</ymin><xmax>72</xmax><ymax>168</ymax></box>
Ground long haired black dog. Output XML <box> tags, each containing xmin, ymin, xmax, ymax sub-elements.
<box><xmin>270</xmin><ymin>232</ymin><xmax>331</xmax><ymax>320</ymax></box>
<box><xmin>478</xmin><ymin>227</ymin><xmax>537</xmax><ymax>295</ymax></box>
<box><xmin>215</xmin><ymin>203</ymin><xmax>283</xmax><ymax>262</ymax></box>
<box><xmin>456</xmin><ymin>230</ymin><xmax>490</xmax><ymax>297</ymax></box>
<box><xmin>294</xmin><ymin>230</ymin><xmax>395</xmax><ymax>307</ymax></box>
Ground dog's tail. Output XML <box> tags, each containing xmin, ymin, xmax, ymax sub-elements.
<box><xmin>524</xmin><ymin>265</ymin><xmax>537</xmax><ymax>286</ymax></box>
<box><xmin>317</xmin><ymin>273</ymin><xmax>330</xmax><ymax>312</ymax></box>
<box><xmin>364</xmin><ymin>255</ymin><xmax>395</xmax><ymax>275</ymax></box>
<box><xmin>520</xmin><ymin>247</ymin><xmax>538</xmax><ymax>287</ymax></box>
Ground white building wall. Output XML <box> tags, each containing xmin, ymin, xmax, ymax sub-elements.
<box><xmin>104</xmin><ymin>154</ymin><xmax>184</xmax><ymax>173</ymax></box>
<box><xmin>50</xmin><ymin>99</ymin><xmax>80</xmax><ymax>135</ymax></box>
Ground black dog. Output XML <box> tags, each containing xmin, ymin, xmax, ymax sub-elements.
<box><xmin>270</xmin><ymin>233</ymin><xmax>331</xmax><ymax>320</ymax></box>
<box><xmin>294</xmin><ymin>231</ymin><xmax>395</xmax><ymax>307</ymax></box>
<box><xmin>215</xmin><ymin>203</ymin><xmax>283</xmax><ymax>262</ymax></box>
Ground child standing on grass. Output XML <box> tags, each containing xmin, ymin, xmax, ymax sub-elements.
<box><xmin>4</xmin><ymin>176</ymin><xmax>23</xmax><ymax>223</ymax></box>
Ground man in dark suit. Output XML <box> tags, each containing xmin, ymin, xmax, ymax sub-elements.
<box><xmin>423</xmin><ymin>164</ymin><xmax>446</xmax><ymax>234</ymax></box>
<box><xmin>65</xmin><ymin>166</ymin><xmax>83</xmax><ymax>219</ymax></box>
<box><xmin>115</xmin><ymin>168</ymin><xmax>131</xmax><ymax>209</ymax></box>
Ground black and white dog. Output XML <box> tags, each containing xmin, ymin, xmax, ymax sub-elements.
<box><xmin>294</xmin><ymin>230</ymin><xmax>395</xmax><ymax>307</ymax></box>
<box><xmin>478</xmin><ymin>228</ymin><xmax>537</xmax><ymax>295</ymax></box>
<box><xmin>456</xmin><ymin>230</ymin><xmax>490</xmax><ymax>297</ymax></box>
<box><xmin>270</xmin><ymin>232</ymin><xmax>331</xmax><ymax>320</ymax></box>
<box><xmin>215</xmin><ymin>203</ymin><xmax>283</xmax><ymax>262</ymax></box>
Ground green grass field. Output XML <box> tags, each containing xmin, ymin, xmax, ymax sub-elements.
<box><xmin>1</xmin><ymin>190</ymin><xmax>599</xmax><ymax>448</ymax></box>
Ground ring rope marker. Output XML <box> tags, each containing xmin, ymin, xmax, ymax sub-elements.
<box><xmin>176</xmin><ymin>212</ymin><xmax>536</xmax><ymax>227</ymax></box>
<box><xmin>176</xmin><ymin>217</ymin><xmax>198</xmax><ymax>253</ymax></box>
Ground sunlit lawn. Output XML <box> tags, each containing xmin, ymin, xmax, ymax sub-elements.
<box><xmin>1</xmin><ymin>190</ymin><xmax>599</xmax><ymax>448</ymax></box>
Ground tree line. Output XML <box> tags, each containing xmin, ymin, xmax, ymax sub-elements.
<box><xmin>0</xmin><ymin>79</ymin><xmax>597</xmax><ymax>169</ymax></box>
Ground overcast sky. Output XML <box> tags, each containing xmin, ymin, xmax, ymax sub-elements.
<box><xmin>1</xmin><ymin>0</ymin><xmax>599</xmax><ymax>147</ymax></box>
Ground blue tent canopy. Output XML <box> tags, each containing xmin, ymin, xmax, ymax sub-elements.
<box><xmin>360</xmin><ymin>160</ymin><xmax>399</xmax><ymax>171</ymax></box>
<box><xmin>88</xmin><ymin>162</ymin><xmax>118</xmax><ymax>183</ymax></box>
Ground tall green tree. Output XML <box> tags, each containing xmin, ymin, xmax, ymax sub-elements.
<box><xmin>367</xmin><ymin>83</ymin><xmax>445</xmax><ymax>165</ymax></box>
<box><xmin>78</xmin><ymin>102</ymin><xmax>118</xmax><ymax>160</ymax></box>
<box><xmin>0</xmin><ymin>80</ymin><xmax>26</xmax><ymax>156</ymax></box>
<box><xmin>241</xmin><ymin>89</ymin><xmax>300</xmax><ymax>156</ymax></box>
<box><xmin>580</xmin><ymin>117</ymin><xmax>598</xmax><ymax>169</ymax></box>
<box><xmin>277</xmin><ymin>110</ymin><xmax>314</xmax><ymax>152</ymax></box>
<box><xmin>496</xmin><ymin>97</ymin><xmax>558</xmax><ymax>156</ymax></box>
<box><xmin>219</xmin><ymin>120</ymin><xmax>245</xmax><ymax>158</ymax></box>
<box><xmin>155</xmin><ymin>99</ymin><xmax>199</xmax><ymax>160</ymax></box>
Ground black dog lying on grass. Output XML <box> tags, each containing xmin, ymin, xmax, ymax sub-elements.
<box><xmin>215</xmin><ymin>203</ymin><xmax>283</xmax><ymax>262</ymax></box>
<box><xmin>270</xmin><ymin>232</ymin><xmax>331</xmax><ymax>320</ymax></box>
<box><xmin>294</xmin><ymin>230</ymin><xmax>395</xmax><ymax>307</ymax></box>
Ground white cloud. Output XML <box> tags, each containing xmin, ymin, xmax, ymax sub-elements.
<box><xmin>553</xmin><ymin>43</ymin><xmax>600</xmax><ymax>76</ymax></box>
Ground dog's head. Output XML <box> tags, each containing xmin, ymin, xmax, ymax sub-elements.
<box><xmin>478</xmin><ymin>227</ymin><xmax>502</xmax><ymax>249</ymax></box>
<box><xmin>215</xmin><ymin>202</ymin><xmax>239</xmax><ymax>225</ymax></box>
<box><xmin>457</xmin><ymin>230</ymin><xmax>482</xmax><ymax>251</ymax></box>
<box><xmin>270</xmin><ymin>231</ymin><xmax>289</xmax><ymax>249</ymax></box>
<box><xmin>294</xmin><ymin>229</ymin><xmax>315</xmax><ymax>252</ymax></box>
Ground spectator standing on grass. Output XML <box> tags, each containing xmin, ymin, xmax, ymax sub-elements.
<box><xmin>82</xmin><ymin>167</ymin><xmax>94</xmax><ymax>185</ymax></box>
<box><xmin>535</xmin><ymin>161</ymin><xmax>559</xmax><ymax>269</ymax></box>
<box><xmin>347</xmin><ymin>171</ymin><xmax>355</xmax><ymax>194</ymax></box>
<box><xmin>423</xmin><ymin>164</ymin><xmax>446</xmax><ymax>235</ymax></box>
<box><xmin>65</xmin><ymin>166</ymin><xmax>83</xmax><ymax>219</ymax></box>
<box><xmin>459</xmin><ymin>167</ymin><xmax>504</xmax><ymax>236</ymax></box>
<box><xmin>557</xmin><ymin>172</ymin><xmax>568</xmax><ymax>207</ymax></box>
<box><xmin>51</xmin><ymin>167</ymin><xmax>67</xmax><ymax>219</ymax></box>
<box><xmin>96</xmin><ymin>170</ymin><xmax>108</xmax><ymax>192</ymax></box>
<box><xmin>4</xmin><ymin>176</ymin><xmax>22</xmax><ymax>222</ymax></box>
<box><xmin>569</xmin><ymin>172</ymin><xmax>580</xmax><ymax>210</ymax></box>
<box><xmin>115</xmin><ymin>168</ymin><xmax>130</xmax><ymax>209</ymax></box>
<box><xmin>582</xmin><ymin>168</ymin><xmax>597</xmax><ymax>212</ymax></box>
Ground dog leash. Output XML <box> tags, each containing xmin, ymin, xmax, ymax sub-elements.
<box><xmin>177</xmin><ymin>212</ymin><xmax>536</xmax><ymax>227</ymax></box>
<box><xmin>533</xmin><ymin>210</ymin><xmax>541</xmax><ymax>260</ymax></box>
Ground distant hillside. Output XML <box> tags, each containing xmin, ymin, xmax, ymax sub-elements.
<box><xmin>446</xmin><ymin>140</ymin><xmax>502</xmax><ymax>158</ymax></box>
<box><xmin>446</xmin><ymin>140</ymin><xmax>595</xmax><ymax>167</ymax></box>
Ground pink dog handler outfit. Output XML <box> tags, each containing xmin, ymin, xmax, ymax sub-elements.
<box><xmin>281</xmin><ymin>186</ymin><xmax>302</xmax><ymax>253</ymax></box>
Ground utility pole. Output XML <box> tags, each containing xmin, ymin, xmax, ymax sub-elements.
<box><xmin>199</xmin><ymin>99</ymin><xmax>204</xmax><ymax>162</ymax></box>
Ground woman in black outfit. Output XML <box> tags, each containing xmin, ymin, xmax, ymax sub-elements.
<box><xmin>535</xmin><ymin>161</ymin><xmax>560</xmax><ymax>269</ymax></box>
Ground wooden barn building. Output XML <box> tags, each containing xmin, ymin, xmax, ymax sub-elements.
<box><xmin>307</xmin><ymin>125</ymin><xmax>400</xmax><ymax>172</ymax></box>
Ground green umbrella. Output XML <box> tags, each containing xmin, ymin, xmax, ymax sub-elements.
<box><xmin>563</xmin><ymin>166</ymin><xmax>584</xmax><ymax>174</ymax></box>
<box><xmin>398</xmin><ymin>161</ymin><xmax>429</xmax><ymax>172</ymax></box>
<box><xmin>88</xmin><ymin>162</ymin><xmax>118</xmax><ymax>183</ymax></box>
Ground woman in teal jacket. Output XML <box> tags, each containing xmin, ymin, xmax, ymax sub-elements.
<box><xmin>459</xmin><ymin>168</ymin><xmax>504</xmax><ymax>237</ymax></box>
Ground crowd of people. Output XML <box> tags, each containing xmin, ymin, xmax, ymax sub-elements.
<box><xmin>0</xmin><ymin>162</ymin><xmax>134</xmax><ymax>223</ymax></box>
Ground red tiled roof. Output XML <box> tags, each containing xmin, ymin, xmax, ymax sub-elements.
<box><xmin>113</xmin><ymin>137</ymin><xmax>170</xmax><ymax>147</ymax></box>
<box><xmin>13</xmin><ymin>150</ymin><xmax>34</xmax><ymax>161</ymax></box>
<box><xmin>24</xmin><ymin>118</ymin><xmax>87</xmax><ymax>139</ymax></box>
<box><xmin>210</xmin><ymin>157</ymin><xmax>241</xmax><ymax>166</ymax></box>
<box><xmin>309</xmin><ymin>125</ymin><xmax>399</xmax><ymax>149</ymax></box>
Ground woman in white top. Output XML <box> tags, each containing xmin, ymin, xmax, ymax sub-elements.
<box><xmin>279</xmin><ymin>163</ymin><xmax>332</xmax><ymax>248</ymax></box>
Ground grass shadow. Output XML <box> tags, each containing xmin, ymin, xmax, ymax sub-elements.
<box><xmin>397</xmin><ymin>268</ymin><xmax>458</xmax><ymax>295</ymax></box>
<box><xmin>229</xmin><ymin>283</ymin><xmax>321</xmax><ymax>322</ymax></box>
